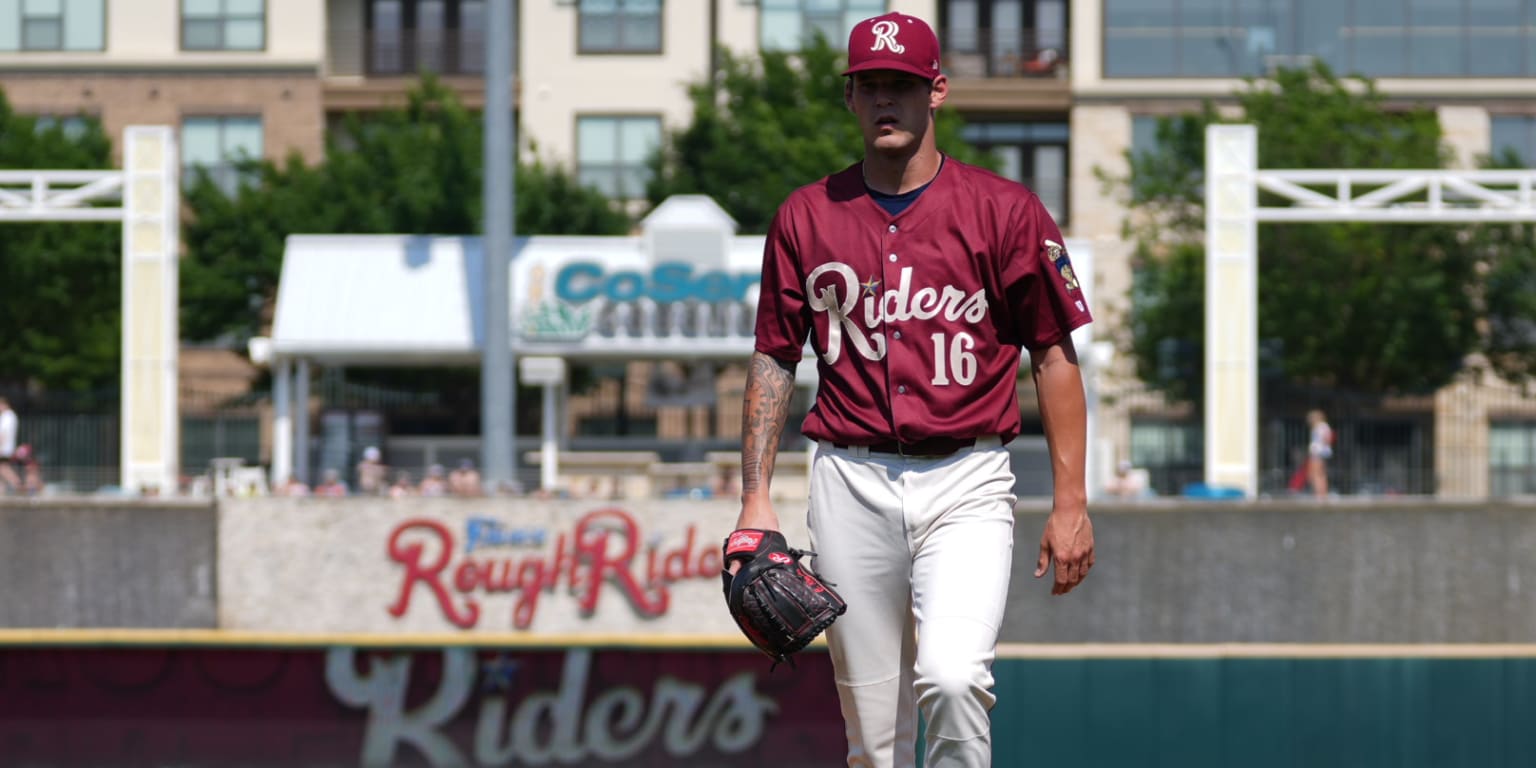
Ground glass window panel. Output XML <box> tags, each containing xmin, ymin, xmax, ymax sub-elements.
<box><xmin>1033</xmin><ymin>144</ymin><xmax>1066</xmax><ymax>218</ymax></box>
<box><xmin>0</xmin><ymin>0</ymin><xmax>18</xmax><ymax>51</ymax></box>
<box><xmin>1409</xmin><ymin>0</ymin><xmax>1461</xmax><ymax>26</ymax></box>
<box><xmin>418</xmin><ymin>0</ymin><xmax>443</xmax><ymax>30</ymax></box>
<box><xmin>224</xmin><ymin>117</ymin><xmax>264</xmax><ymax>159</ymax></box>
<box><xmin>226</xmin><ymin>0</ymin><xmax>262</xmax><ymax>15</ymax></box>
<box><xmin>578</xmin><ymin>118</ymin><xmax>618</xmax><ymax>164</ymax></box>
<box><xmin>1105</xmin><ymin>0</ymin><xmax>1174</xmax><ymax>27</ymax></box>
<box><xmin>183</xmin><ymin>18</ymin><xmax>221</xmax><ymax>48</ymax></box>
<box><xmin>1295</xmin><ymin>0</ymin><xmax>1349</xmax><ymax>70</ymax></box>
<box><xmin>1489</xmin><ymin>425</ymin><xmax>1529</xmax><ymax>466</ymax></box>
<box><xmin>22</xmin><ymin>18</ymin><xmax>62</xmax><ymax>49</ymax></box>
<box><xmin>23</xmin><ymin>0</ymin><xmax>61</xmax><ymax>14</ymax></box>
<box><xmin>62</xmin><ymin>0</ymin><xmax>102</xmax><ymax>50</ymax></box>
<box><xmin>581</xmin><ymin>15</ymin><xmax>619</xmax><ymax>50</ymax></box>
<box><xmin>628</xmin><ymin>0</ymin><xmax>660</xmax><ymax>11</ymax></box>
<box><xmin>181</xmin><ymin>120</ymin><xmax>224</xmax><ymax>166</ymax></box>
<box><xmin>618</xmin><ymin>118</ymin><xmax>660</xmax><ymax>163</ymax></box>
<box><xmin>948</xmin><ymin>0</ymin><xmax>978</xmax><ymax>52</ymax></box>
<box><xmin>1105</xmin><ymin>30</ymin><xmax>1177</xmax><ymax>76</ymax></box>
<box><xmin>991</xmin><ymin>0</ymin><xmax>1023</xmax><ymax>61</ymax></box>
<box><xmin>1036</xmin><ymin>0</ymin><xmax>1067</xmax><ymax>49</ymax></box>
<box><xmin>371</xmin><ymin>0</ymin><xmax>400</xmax><ymax>30</ymax></box>
<box><xmin>1467</xmin><ymin>31</ymin><xmax>1523</xmax><ymax>75</ymax></box>
<box><xmin>459</xmin><ymin>0</ymin><xmax>484</xmax><ymax>71</ymax></box>
<box><xmin>1491</xmin><ymin>116</ymin><xmax>1536</xmax><ymax>165</ymax></box>
<box><xmin>1236</xmin><ymin>0</ymin><xmax>1290</xmax><ymax>75</ymax></box>
<box><xmin>625</xmin><ymin>14</ymin><xmax>660</xmax><ymax>51</ymax></box>
<box><xmin>1408</xmin><ymin>29</ymin><xmax>1462</xmax><ymax>75</ymax></box>
<box><xmin>1131</xmin><ymin>115</ymin><xmax>1162</xmax><ymax>156</ymax></box>
<box><xmin>1351</xmin><ymin>2</ymin><xmax>1409</xmax><ymax>76</ymax></box>
<box><xmin>760</xmin><ymin>10</ymin><xmax>802</xmax><ymax>51</ymax></box>
<box><xmin>582</xmin><ymin>0</ymin><xmax>619</xmax><ymax>11</ymax></box>
<box><xmin>224</xmin><ymin>18</ymin><xmax>262</xmax><ymax>48</ymax></box>
<box><xmin>993</xmin><ymin>145</ymin><xmax>1023</xmax><ymax>183</ymax></box>
<box><xmin>184</xmin><ymin>0</ymin><xmax>220</xmax><ymax>17</ymax></box>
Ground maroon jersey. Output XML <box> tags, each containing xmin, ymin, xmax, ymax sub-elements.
<box><xmin>754</xmin><ymin>158</ymin><xmax>1091</xmax><ymax>446</ymax></box>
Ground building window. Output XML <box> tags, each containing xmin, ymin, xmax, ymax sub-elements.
<box><xmin>368</xmin><ymin>0</ymin><xmax>490</xmax><ymax>75</ymax></box>
<box><xmin>1491</xmin><ymin>115</ymin><xmax>1536</xmax><ymax>166</ymax></box>
<box><xmin>960</xmin><ymin>121</ymin><xmax>1069</xmax><ymax>223</ymax></box>
<box><xmin>32</xmin><ymin>113</ymin><xmax>92</xmax><ymax>140</ymax></box>
<box><xmin>761</xmin><ymin>0</ymin><xmax>884</xmax><ymax>52</ymax></box>
<box><xmin>940</xmin><ymin>0</ymin><xmax>1068</xmax><ymax>78</ymax></box>
<box><xmin>1490</xmin><ymin>421</ymin><xmax>1536</xmax><ymax>497</ymax></box>
<box><xmin>182</xmin><ymin>116</ymin><xmax>264</xmax><ymax>196</ymax></box>
<box><xmin>0</xmin><ymin>0</ymin><xmax>105</xmax><ymax>51</ymax></box>
<box><xmin>577</xmin><ymin>115</ymin><xmax>661</xmax><ymax>199</ymax></box>
<box><xmin>578</xmin><ymin>0</ymin><xmax>662</xmax><ymax>54</ymax></box>
<box><xmin>1129</xmin><ymin>417</ymin><xmax>1204</xmax><ymax>496</ymax></box>
<box><xmin>182</xmin><ymin>0</ymin><xmax>265</xmax><ymax>51</ymax></box>
<box><xmin>1103</xmin><ymin>0</ymin><xmax>1536</xmax><ymax>78</ymax></box>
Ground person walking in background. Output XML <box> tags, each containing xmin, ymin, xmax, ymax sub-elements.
<box><xmin>0</xmin><ymin>397</ymin><xmax>20</xmax><ymax>495</ymax></box>
<box><xmin>1306</xmin><ymin>409</ymin><xmax>1334</xmax><ymax>499</ymax></box>
<box><xmin>355</xmin><ymin>446</ymin><xmax>389</xmax><ymax>496</ymax></box>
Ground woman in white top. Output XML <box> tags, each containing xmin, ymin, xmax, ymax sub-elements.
<box><xmin>1306</xmin><ymin>409</ymin><xmax>1334</xmax><ymax>499</ymax></box>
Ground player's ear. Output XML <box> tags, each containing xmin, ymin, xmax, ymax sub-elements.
<box><xmin>928</xmin><ymin>74</ymin><xmax>949</xmax><ymax>111</ymax></box>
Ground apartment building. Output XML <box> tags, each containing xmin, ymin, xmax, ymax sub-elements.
<box><xmin>4</xmin><ymin>0</ymin><xmax>1534</xmax><ymax>497</ymax></box>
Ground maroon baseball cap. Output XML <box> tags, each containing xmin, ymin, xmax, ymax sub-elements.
<box><xmin>843</xmin><ymin>12</ymin><xmax>942</xmax><ymax>81</ymax></box>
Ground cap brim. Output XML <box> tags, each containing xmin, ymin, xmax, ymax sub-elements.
<box><xmin>842</xmin><ymin>60</ymin><xmax>938</xmax><ymax>80</ymax></box>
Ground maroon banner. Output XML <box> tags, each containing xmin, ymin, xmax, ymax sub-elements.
<box><xmin>0</xmin><ymin>646</ymin><xmax>845</xmax><ymax>767</ymax></box>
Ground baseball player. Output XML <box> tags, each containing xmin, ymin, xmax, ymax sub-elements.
<box><xmin>729</xmin><ymin>12</ymin><xmax>1095</xmax><ymax>767</ymax></box>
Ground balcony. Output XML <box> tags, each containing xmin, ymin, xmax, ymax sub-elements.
<box><xmin>325</xmin><ymin>27</ymin><xmax>500</xmax><ymax>111</ymax></box>
<box><xmin>941</xmin><ymin>26</ymin><xmax>1071</xmax><ymax>112</ymax></box>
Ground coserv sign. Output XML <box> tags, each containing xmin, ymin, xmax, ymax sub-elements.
<box><xmin>554</xmin><ymin>262</ymin><xmax>759</xmax><ymax>303</ymax></box>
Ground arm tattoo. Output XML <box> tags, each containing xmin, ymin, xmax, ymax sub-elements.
<box><xmin>741</xmin><ymin>352</ymin><xmax>797</xmax><ymax>497</ymax></box>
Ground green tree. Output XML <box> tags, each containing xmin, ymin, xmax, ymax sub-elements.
<box><xmin>1115</xmin><ymin>63</ymin><xmax>1536</xmax><ymax>401</ymax></box>
<box><xmin>0</xmin><ymin>91</ymin><xmax>122</xmax><ymax>392</ymax></box>
<box><xmin>648</xmin><ymin>37</ymin><xmax>994</xmax><ymax>233</ymax></box>
<box><xmin>182</xmin><ymin>76</ymin><xmax>631</xmax><ymax>345</ymax></box>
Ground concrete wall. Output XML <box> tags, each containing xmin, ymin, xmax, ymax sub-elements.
<box><xmin>7</xmin><ymin>498</ymin><xmax>1535</xmax><ymax>643</ymax></box>
<box><xmin>0</xmin><ymin>500</ymin><xmax>217</xmax><ymax>628</ymax></box>
<box><xmin>1005</xmin><ymin>501</ymin><xmax>1536</xmax><ymax>643</ymax></box>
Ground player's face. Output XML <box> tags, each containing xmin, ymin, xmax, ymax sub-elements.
<box><xmin>845</xmin><ymin>71</ymin><xmax>948</xmax><ymax>155</ymax></box>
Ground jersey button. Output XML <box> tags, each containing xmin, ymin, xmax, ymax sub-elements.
<box><xmin>897</xmin><ymin>385</ymin><xmax>907</xmax><ymax>394</ymax></box>
<box><xmin>893</xmin><ymin>331</ymin><xmax>902</xmax><ymax>340</ymax></box>
<box><xmin>888</xmin><ymin>225</ymin><xmax>897</xmax><ymax>233</ymax></box>
<box><xmin>889</xmin><ymin>253</ymin><xmax>898</xmax><ymax>262</ymax></box>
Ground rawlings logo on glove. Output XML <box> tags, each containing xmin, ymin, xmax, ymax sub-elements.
<box><xmin>721</xmin><ymin>528</ymin><xmax>847</xmax><ymax>668</ymax></box>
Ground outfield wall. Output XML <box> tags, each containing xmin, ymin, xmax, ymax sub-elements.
<box><xmin>2</xmin><ymin>498</ymin><xmax>1533</xmax><ymax>642</ymax></box>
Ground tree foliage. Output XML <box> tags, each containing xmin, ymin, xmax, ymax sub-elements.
<box><xmin>183</xmin><ymin>76</ymin><xmax>632</xmax><ymax>345</ymax></box>
<box><xmin>647</xmin><ymin>37</ymin><xmax>994</xmax><ymax>233</ymax></box>
<box><xmin>1116</xmin><ymin>63</ymin><xmax>1536</xmax><ymax>401</ymax></box>
<box><xmin>0</xmin><ymin>91</ymin><xmax>122</xmax><ymax>392</ymax></box>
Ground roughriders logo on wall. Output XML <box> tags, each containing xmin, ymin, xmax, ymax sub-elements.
<box><xmin>386</xmin><ymin>507</ymin><xmax>722</xmax><ymax>629</ymax></box>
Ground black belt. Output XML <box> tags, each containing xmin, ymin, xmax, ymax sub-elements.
<box><xmin>835</xmin><ymin>436</ymin><xmax>978</xmax><ymax>457</ymax></box>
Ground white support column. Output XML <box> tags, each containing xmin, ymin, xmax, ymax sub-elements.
<box><xmin>1204</xmin><ymin>125</ymin><xmax>1260</xmax><ymax>497</ymax></box>
<box><xmin>120</xmin><ymin>126</ymin><xmax>180</xmax><ymax>494</ymax></box>
<box><xmin>271</xmin><ymin>358</ymin><xmax>293</xmax><ymax>488</ymax></box>
<box><xmin>541</xmin><ymin>384</ymin><xmax>559</xmax><ymax>493</ymax></box>
<box><xmin>294</xmin><ymin>358</ymin><xmax>312</xmax><ymax>485</ymax></box>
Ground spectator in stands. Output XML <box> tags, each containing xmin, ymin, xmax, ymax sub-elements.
<box><xmin>449</xmin><ymin>458</ymin><xmax>483</xmax><ymax>497</ymax></box>
<box><xmin>1306</xmin><ymin>409</ymin><xmax>1335</xmax><ymax>499</ymax></box>
<box><xmin>279</xmin><ymin>475</ymin><xmax>311</xmax><ymax>497</ymax></box>
<box><xmin>0</xmin><ymin>397</ymin><xmax>20</xmax><ymax>495</ymax></box>
<box><xmin>314</xmin><ymin>468</ymin><xmax>349</xmax><ymax>497</ymax></box>
<box><xmin>356</xmin><ymin>446</ymin><xmax>388</xmax><ymax>496</ymax></box>
<box><xmin>389</xmin><ymin>471</ymin><xmax>416</xmax><ymax>499</ymax></box>
<box><xmin>419</xmin><ymin>464</ymin><xmax>448</xmax><ymax>497</ymax></box>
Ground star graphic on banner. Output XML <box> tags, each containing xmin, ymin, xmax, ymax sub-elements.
<box><xmin>861</xmin><ymin>276</ymin><xmax>881</xmax><ymax>297</ymax></box>
<box><xmin>480</xmin><ymin>653</ymin><xmax>520</xmax><ymax>693</ymax></box>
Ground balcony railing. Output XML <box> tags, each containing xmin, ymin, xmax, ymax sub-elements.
<box><xmin>942</xmin><ymin>27</ymin><xmax>1068</xmax><ymax>79</ymax></box>
<box><xmin>329</xmin><ymin>28</ymin><xmax>489</xmax><ymax>78</ymax></box>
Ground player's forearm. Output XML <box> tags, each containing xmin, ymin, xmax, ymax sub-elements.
<box><xmin>741</xmin><ymin>351</ymin><xmax>797</xmax><ymax>504</ymax></box>
<box><xmin>1031</xmin><ymin>341</ymin><xmax>1089</xmax><ymax>510</ymax></box>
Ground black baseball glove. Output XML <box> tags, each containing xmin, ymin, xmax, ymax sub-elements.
<box><xmin>721</xmin><ymin>528</ymin><xmax>847</xmax><ymax>668</ymax></box>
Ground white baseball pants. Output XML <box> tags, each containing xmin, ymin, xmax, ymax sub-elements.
<box><xmin>807</xmin><ymin>437</ymin><xmax>1017</xmax><ymax>768</ymax></box>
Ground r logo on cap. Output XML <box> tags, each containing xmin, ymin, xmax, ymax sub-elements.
<box><xmin>869</xmin><ymin>19</ymin><xmax>905</xmax><ymax>54</ymax></box>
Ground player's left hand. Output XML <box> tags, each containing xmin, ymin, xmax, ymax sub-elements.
<box><xmin>1034</xmin><ymin>508</ymin><xmax>1094</xmax><ymax>595</ymax></box>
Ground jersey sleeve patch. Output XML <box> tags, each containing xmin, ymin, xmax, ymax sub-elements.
<box><xmin>1046</xmin><ymin>239</ymin><xmax>1081</xmax><ymax>293</ymax></box>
